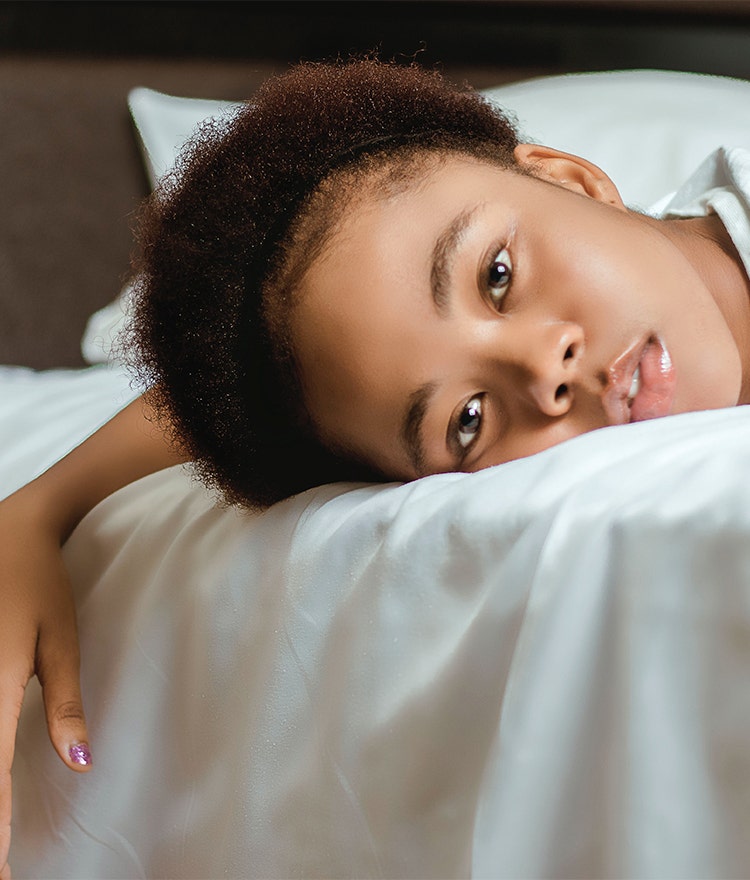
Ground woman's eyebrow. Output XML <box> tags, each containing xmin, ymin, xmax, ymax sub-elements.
<box><xmin>400</xmin><ymin>381</ymin><xmax>437</xmax><ymax>476</ymax></box>
<box><xmin>430</xmin><ymin>204</ymin><xmax>482</xmax><ymax>313</ymax></box>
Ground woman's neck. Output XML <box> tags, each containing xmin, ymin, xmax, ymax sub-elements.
<box><xmin>647</xmin><ymin>212</ymin><xmax>750</xmax><ymax>405</ymax></box>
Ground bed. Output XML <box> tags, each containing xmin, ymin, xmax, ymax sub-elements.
<box><xmin>3</xmin><ymin>68</ymin><xmax>750</xmax><ymax>879</ymax></box>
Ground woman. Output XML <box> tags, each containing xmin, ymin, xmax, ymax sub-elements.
<box><xmin>0</xmin><ymin>57</ymin><xmax>748</xmax><ymax>876</ymax></box>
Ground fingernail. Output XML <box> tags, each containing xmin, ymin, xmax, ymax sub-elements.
<box><xmin>69</xmin><ymin>743</ymin><xmax>93</xmax><ymax>766</ymax></box>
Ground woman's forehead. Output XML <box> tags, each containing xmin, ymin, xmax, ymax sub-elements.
<box><xmin>289</xmin><ymin>158</ymin><xmax>519</xmax><ymax>460</ymax></box>
<box><xmin>317</xmin><ymin>149</ymin><xmax>515</xmax><ymax>227</ymax></box>
<box><xmin>293</xmin><ymin>155</ymin><xmax>540</xmax><ymax>371</ymax></box>
<box><xmin>309</xmin><ymin>153</ymin><xmax>520</xmax><ymax>264</ymax></box>
<box><xmin>302</xmin><ymin>154</ymin><xmax>507</xmax><ymax>270</ymax></box>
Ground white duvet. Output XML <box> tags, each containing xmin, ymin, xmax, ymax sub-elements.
<box><xmin>3</xmin><ymin>364</ymin><xmax>750</xmax><ymax>879</ymax></box>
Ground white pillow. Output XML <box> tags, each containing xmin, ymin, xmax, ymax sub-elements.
<box><xmin>482</xmin><ymin>69</ymin><xmax>750</xmax><ymax>210</ymax></box>
<box><xmin>129</xmin><ymin>69</ymin><xmax>750</xmax><ymax>208</ymax></box>
<box><xmin>127</xmin><ymin>87</ymin><xmax>237</xmax><ymax>188</ymax></box>
<box><xmin>82</xmin><ymin>69</ymin><xmax>750</xmax><ymax>364</ymax></box>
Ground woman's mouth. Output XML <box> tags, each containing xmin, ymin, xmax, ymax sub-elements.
<box><xmin>604</xmin><ymin>336</ymin><xmax>676</xmax><ymax>425</ymax></box>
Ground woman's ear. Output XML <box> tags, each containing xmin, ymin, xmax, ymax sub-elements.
<box><xmin>513</xmin><ymin>143</ymin><xmax>626</xmax><ymax>210</ymax></box>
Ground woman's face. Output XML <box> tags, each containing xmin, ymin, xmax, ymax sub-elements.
<box><xmin>290</xmin><ymin>146</ymin><xmax>744</xmax><ymax>481</ymax></box>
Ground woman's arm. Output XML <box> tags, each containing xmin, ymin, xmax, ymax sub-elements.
<box><xmin>0</xmin><ymin>392</ymin><xmax>188</xmax><ymax>878</ymax></box>
<box><xmin>21</xmin><ymin>391</ymin><xmax>187</xmax><ymax>541</ymax></box>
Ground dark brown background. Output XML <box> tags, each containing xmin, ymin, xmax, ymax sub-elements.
<box><xmin>2</xmin><ymin>0</ymin><xmax>750</xmax><ymax>368</ymax></box>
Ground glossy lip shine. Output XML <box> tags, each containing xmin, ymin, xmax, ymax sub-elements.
<box><xmin>603</xmin><ymin>336</ymin><xmax>676</xmax><ymax>425</ymax></box>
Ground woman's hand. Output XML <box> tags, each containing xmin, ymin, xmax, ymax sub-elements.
<box><xmin>0</xmin><ymin>393</ymin><xmax>188</xmax><ymax>876</ymax></box>
<box><xmin>0</xmin><ymin>489</ymin><xmax>92</xmax><ymax>880</ymax></box>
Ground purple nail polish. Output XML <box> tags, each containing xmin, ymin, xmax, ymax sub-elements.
<box><xmin>69</xmin><ymin>743</ymin><xmax>92</xmax><ymax>766</ymax></box>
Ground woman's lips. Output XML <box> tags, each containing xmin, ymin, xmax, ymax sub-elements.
<box><xmin>603</xmin><ymin>336</ymin><xmax>676</xmax><ymax>425</ymax></box>
<box><xmin>630</xmin><ymin>337</ymin><xmax>676</xmax><ymax>422</ymax></box>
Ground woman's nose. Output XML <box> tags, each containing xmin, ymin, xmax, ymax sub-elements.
<box><xmin>501</xmin><ymin>321</ymin><xmax>585</xmax><ymax>417</ymax></box>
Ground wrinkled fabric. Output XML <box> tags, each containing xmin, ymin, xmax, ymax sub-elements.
<box><xmin>3</xmin><ymin>366</ymin><xmax>750</xmax><ymax>878</ymax></box>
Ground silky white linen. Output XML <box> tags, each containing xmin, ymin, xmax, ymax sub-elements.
<box><xmin>4</xmin><ymin>366</ymin><xmax>750</xmax><ymax>879</ymax></box>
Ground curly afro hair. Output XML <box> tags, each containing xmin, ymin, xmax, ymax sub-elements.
<box><xmin>128</xmin><ymin>57</ymin><xmax>522</xmax><ymax>508</ymax></box>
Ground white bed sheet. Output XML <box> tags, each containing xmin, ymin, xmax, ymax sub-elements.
<box><xmin>3</xmin><ymin>365</ymin><xmax>750</xmax><ymax>879</ymax></box>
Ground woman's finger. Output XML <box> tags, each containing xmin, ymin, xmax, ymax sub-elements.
<box><xmin>36</xmin><ymin>616</ymin><xmax>92</xmax><ymax>773</ymax></box>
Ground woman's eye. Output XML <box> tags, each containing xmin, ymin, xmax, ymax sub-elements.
<box><xmin>457</xmin><ymin>396</ymin><xmax>483</xmax><ymax>449</ymax></box>
<box><xmin>486</xmin><ymin>246</ymin><xmax>513</xmax><ymax>308</ymax></box>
